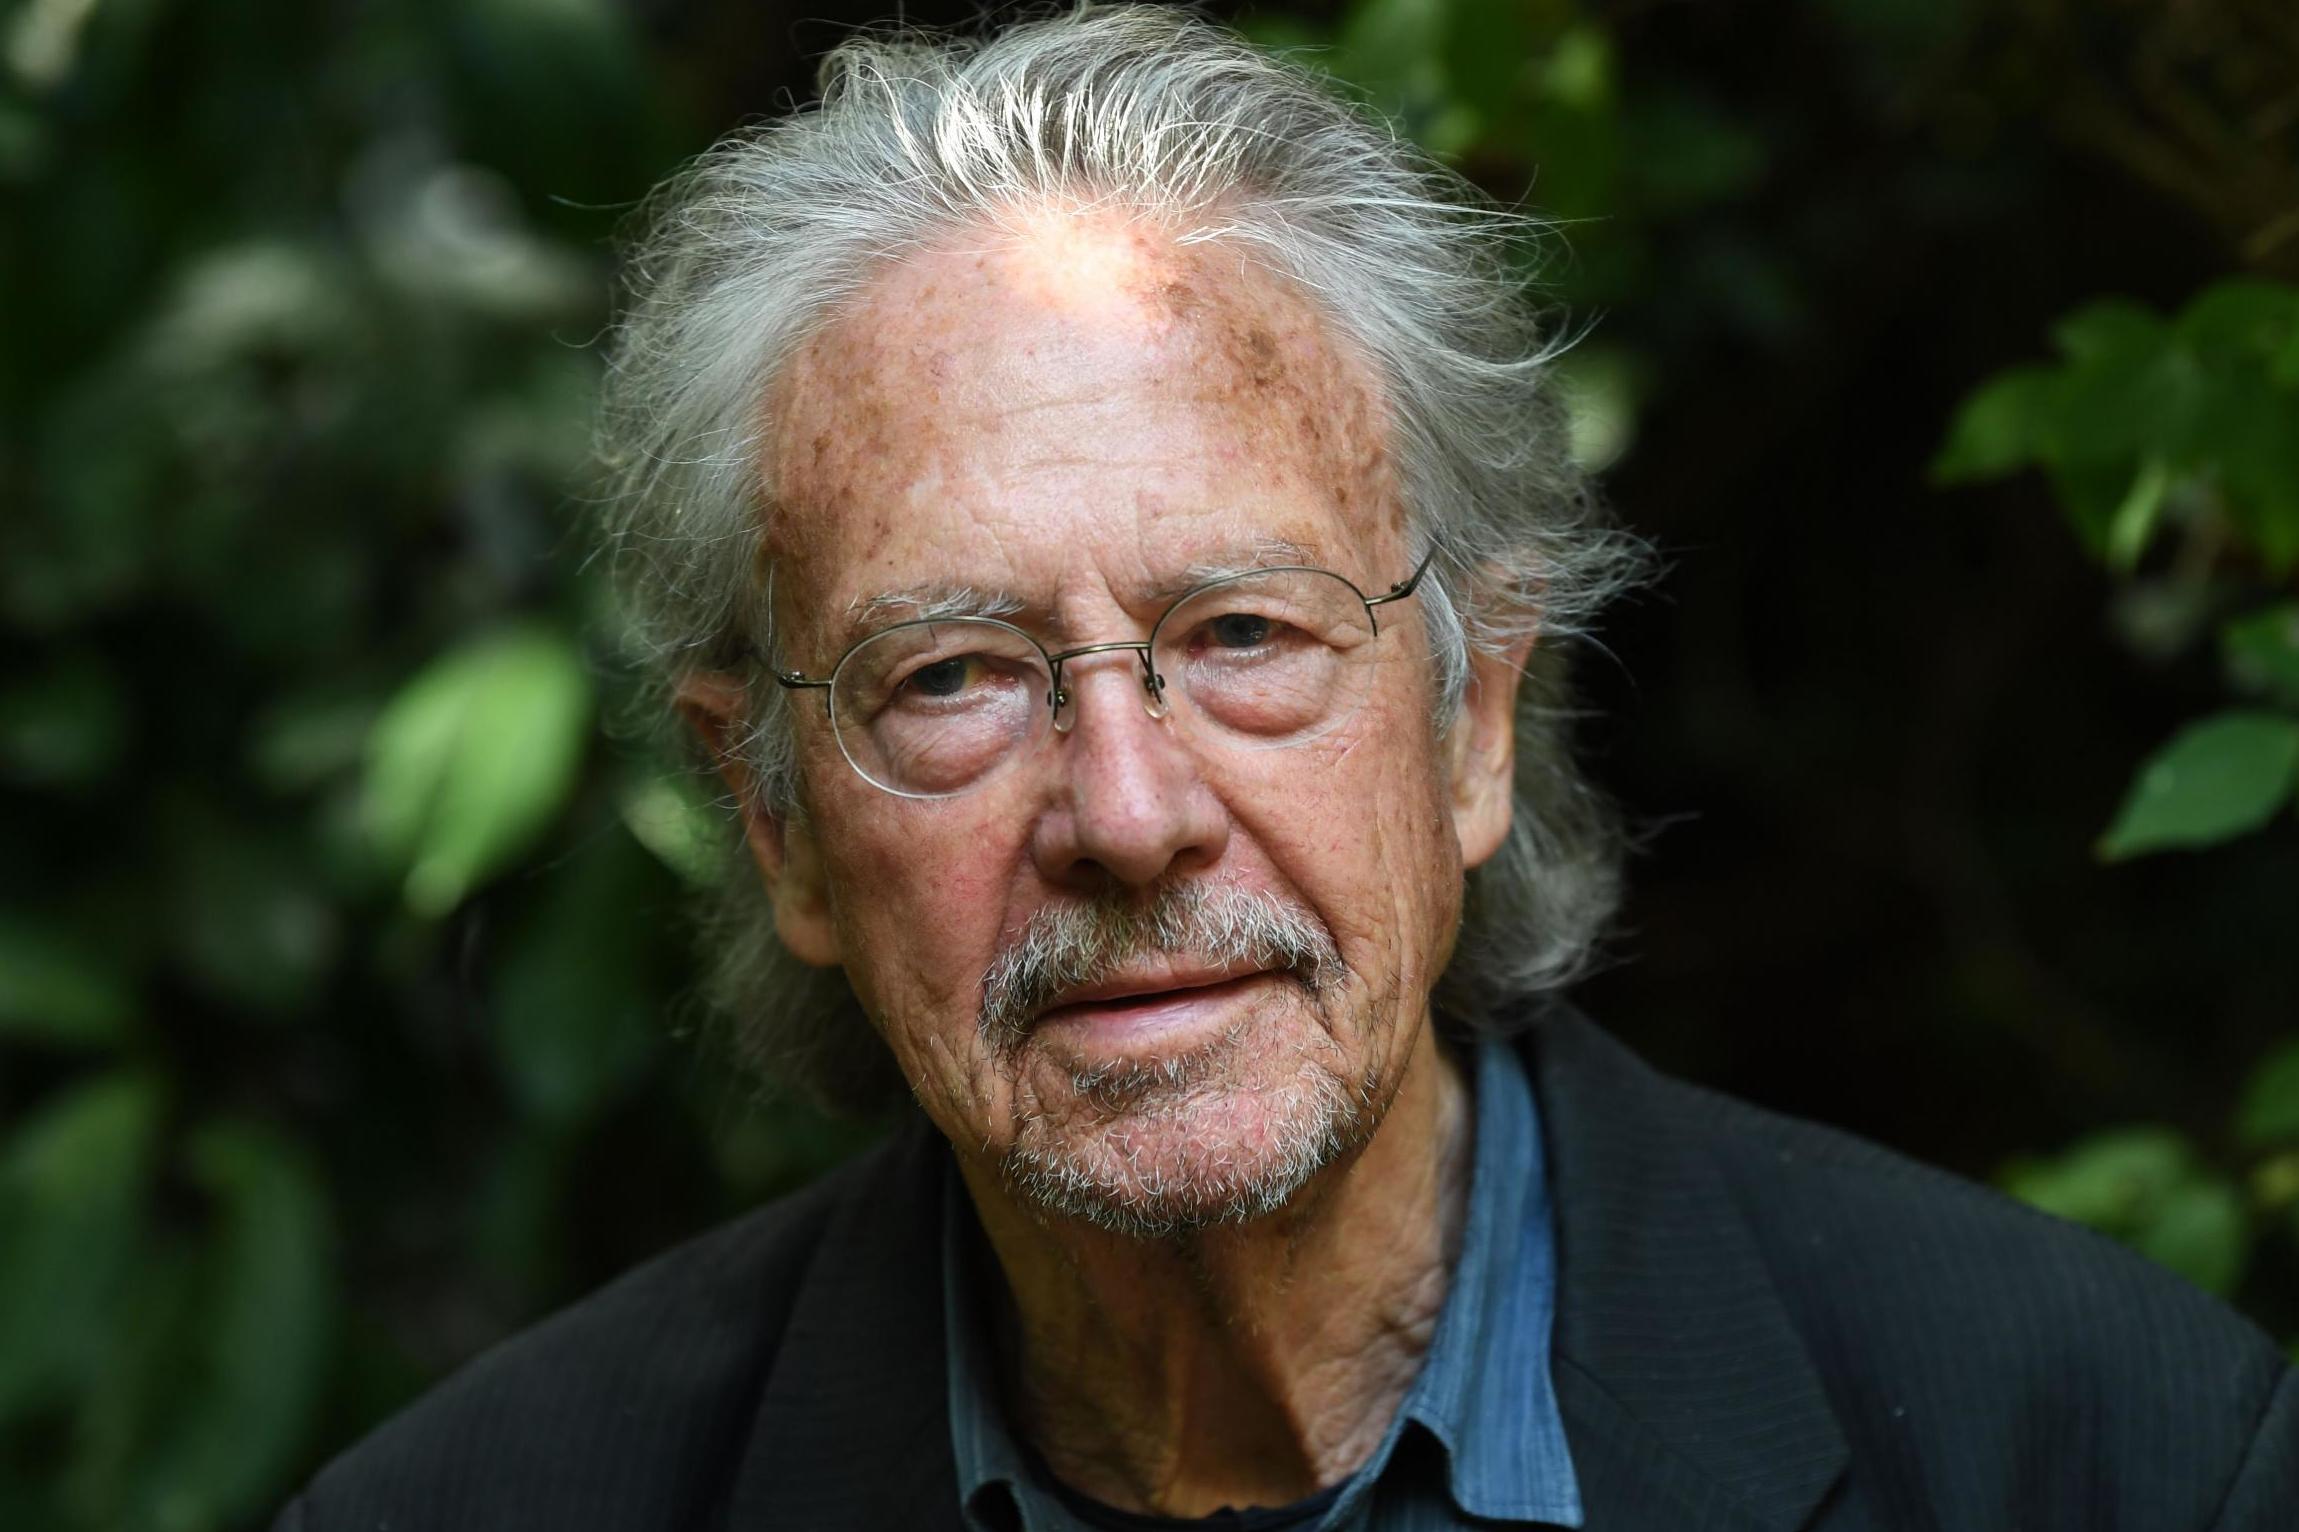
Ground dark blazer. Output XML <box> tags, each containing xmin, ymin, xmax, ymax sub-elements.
<box><xmin>279</xmin><ymin>1011</ymin><xmax>2298</xmax><ymax>1529</ymax></box>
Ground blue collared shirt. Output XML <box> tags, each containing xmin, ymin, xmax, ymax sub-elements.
<box><xmin>943</xmin><ymin>1035</ymin><xmax>1583</xmax><ymax>1531</ymax></box>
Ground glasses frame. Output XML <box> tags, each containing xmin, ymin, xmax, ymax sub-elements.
<box><xmin>772</xmin><ymin>546</ymin><xmax>1440</xmax><ymax>796</ymax></box>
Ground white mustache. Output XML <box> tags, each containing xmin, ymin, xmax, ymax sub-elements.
<box><xmin>976</xmin><ymin>883</ymin><xmax>1343</xmax><ymax>1049</ymax></box>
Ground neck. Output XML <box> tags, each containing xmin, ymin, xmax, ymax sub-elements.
<box><xmin>956</xmin><ymin>1022</ymin><xmax>1476</xmax><ymax>1518</ymax></box>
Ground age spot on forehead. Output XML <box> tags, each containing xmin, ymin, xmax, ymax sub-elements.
<box><xmin>764</xmin><ymin>209</ymin><xmax>1403</xmax><ymax>591</ymax></box>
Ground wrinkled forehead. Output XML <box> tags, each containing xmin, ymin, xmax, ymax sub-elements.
<box><xmin>760</xmin><ymin>211</ymin><xmax>1400</xmax><ymax>644</ymax></box>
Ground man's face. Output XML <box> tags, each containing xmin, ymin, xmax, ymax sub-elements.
<box><xmin>750</xmin><ymin>211</ymin><xmax>1508</xmax><ymax>1233</ymax></box>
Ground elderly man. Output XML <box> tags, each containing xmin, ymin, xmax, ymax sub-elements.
<box><xmin>281</xmin><ymin>8</ymin><xmax>2294</xmax><ymax>1530</ymax></box>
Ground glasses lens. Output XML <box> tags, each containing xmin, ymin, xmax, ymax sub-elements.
<box><xmin>1154</xmin><ymin>569</ymin><xmax>1379</xmax><ymax>749</ymax></box>
<box><xmin>831</xmin><ymin>619</ymin><xmax>1051</xmax><ymax>796</ymax></box>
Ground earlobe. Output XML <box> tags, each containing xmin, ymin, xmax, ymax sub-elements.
<box><xmin>1448</xmin><ymin>633</ymin><xmax>1535</xmax><ymax>870</ymax></box>
<box><xmin>675</xmin><ymin>670</ymin><xmax>843</xmax><ymax>968</ymax></box>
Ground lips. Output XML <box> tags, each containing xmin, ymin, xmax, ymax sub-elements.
<box><xmin>1034</xmin><ymin>963</ymin><xmax>1278</xmax><ymax>1029</ymax></box>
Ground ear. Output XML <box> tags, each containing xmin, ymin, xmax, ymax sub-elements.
<box><xmin>1446</xmin><ymin>629</ymin><xmax>1535</xmax><ymax>871</ymax></box>
<box><xmin>675</xmin><ymin>671</ymin><xmax>842</xmax><ymax>968</ymax></box>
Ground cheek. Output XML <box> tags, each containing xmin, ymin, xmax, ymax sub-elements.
<box><xmin>1220</xmin><ymin>680</ymin><xmax>1461</xmax><ymax>979</ymax></box>
<box><xmin>815</xmin><ymin>798</ymin><xmax>1021</xmax><ymax>1035</ymax></box>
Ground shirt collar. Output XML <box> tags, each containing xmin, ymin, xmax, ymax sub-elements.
<box><xmin>942</xmin><ymin>1034</ymin><xmax>1582</xmax><ymax>1528</ymax></box>
<box><xmin>1392</xmin><ymin>1034</ymin><xmax>1582</xmax><ymax>1524</ymax></box>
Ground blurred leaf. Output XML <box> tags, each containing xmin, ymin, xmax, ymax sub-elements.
<box><xmin>0</xmin><ymin>1073</ymin><xmax>160</xmax><ymax>1421</ymax></box>
<box><xmin>248</xmin><ymin>692</ymin><xmax>379</xmax><ymax>794</ymax></box>
<box><xmin>2191</xmin><ymin>376</ymin><xmax>2299</xmax><ymax>573</ymax></box>
<box><xmin>2103</xmin><ymin>456</ymin><xmax>2170</xmax><ymax>571</ymax></box>
<box><xmin>0</xmin><ymin>650</ymin><xmax>127</xmax><ymax>786</ymax></box>
<box><xmin>2223</xmin><ymin>604</ymin><xmax>2299</xmax><ymax>708</ymax></box>
<box><xmin>1439</xmin><ymin>0</ymin><xmax>1543</xmax><ymax>128</ymax></box>
<box><xmin>2004</xmin><ymin>1125</ymin><xmax>2193</xmax><ymax>1227</ymax></box>
<box><xmin>618</xmin><ymin>771</ymin><xmax>725</xmax><ymax>888</ymax></box>
<box><xmin>2002</xmin><ymin>1125</ymin><xmax>2249</xmax><ymax>1294</ymax></box>
<box><xmin>164</xmin><ymin>805</ymin><xmax>339</xmax><ymax>1016</ymax></box>
<box><xmin>2043</xmin><ymin>459</ymin><xmax>2135</xmax><ymax>560</ymax></box>
<box><xmin>2097</xmin><ymin>711</ymin><xmax>2299</xmax><ymax>860</ymax></box>
<box><xmin>0</xmin><ymin>912</ymin><xmax>133</xmax><ymax>1047</ymax></box>
<box><xmin>115</xmin><ymin>1121</ymin><xmax>334</xmax><ymax>1532</ymax></box>
<box><xmin>2252</xmin><ymin>1151</ymin><xmax>2299</xmax><ymax>1213</ymax></box>
<box><xmin>488</xmin><ymin>826</ymin><xmax>658</xmax><ymax>1126</ymax></box>
<box><xmin>1537</xmin><ymin>20</ymin><xmax>1612</xmax><ymax>113</ymax></box>
<box><xmin>2177</xmin><ymin>280</ymin><xmax>2299</xmax><ymax>365</ymax></box>
<box><xmin>2137</xmin><ymin>1180</ymin><xmax>2249</xmax><ymax>1296</ymax></box>
<box><xmin>1557</xmin><ymin>343</ymin><xmax>1640</xmax><ymax>474</ymax></box>
<box><xmin>2048</xmin><ymin>334</ymin><xmax>2198</xmax><ymax>469</ymax></box>
<box><xmin>1334</xmin><ymin>0</ymin><xmax>1464</xmax><ymax>151</ymax></box>
<box><xmin>2238</xmin><ymin>1040</ymin><xmax>2299</xmax><ymax>1150</ymax></box>
<box><xmin>1931</xmin><ymin>365</ymin><xmax>2054</xmax><ymax>482</ymax></box>
<box><xmin>362</xmin><ymin>622</ymin><xmax>592</xmax><ymax>916</ymax></box>
<box><xmin>2052</xmin><ymin>299</ymin><xmax>2166</xmax><ymax>364</ymax></box>
<box><xmin>2275</xmin><ymin>319</ymin><xmax>2299</xmax><ymax>388</ymax></box>
<box><xmin>60</xmin><ymin>1240</ymin><xmax>196</xmax><ymax>1531</ymax></box>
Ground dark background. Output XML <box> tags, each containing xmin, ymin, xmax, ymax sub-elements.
<box><xmin>2</xmin><ymin>1</ymin><xmax>2294</xmax><ymax>1526</ymax></box>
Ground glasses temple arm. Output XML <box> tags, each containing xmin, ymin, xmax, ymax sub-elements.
<box><xmin>1364</xmin><ymin>545</ymin><xmax>1443</xmax><ymax>608</ymax></box>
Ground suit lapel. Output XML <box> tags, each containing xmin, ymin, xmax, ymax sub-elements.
<box><xmin>1529</xmin><ymin>1010</ymin><xmax>1849</xmax><ymax>1531</ymax></box>
<box><xmin>725</xmin><ymin>1114</ymin><xmax>967</xmax><ymax>1532</ymax></box>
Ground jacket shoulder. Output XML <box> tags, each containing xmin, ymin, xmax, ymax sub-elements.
<box><xmin>281</xmin><ymin>1134</ymin><xmax>895</xmax><ymax>1532</ymax></box>
<box><xmin>1679</xmin><ymin>1070</ymin><xmax>2291</xmax><ymax>1523</ymax></box>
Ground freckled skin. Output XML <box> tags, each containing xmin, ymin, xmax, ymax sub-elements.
<box><xmin>728</xmin><ymin>210</ymin><xmax>1529</xmax><ymax>1515</ymax></box>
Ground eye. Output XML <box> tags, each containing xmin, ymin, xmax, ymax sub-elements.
<box><xmin>905</xmin><ymin>655</ymin><xmax>975</xmax><ymax>697</ymax></box>
<box><xmin>1207</xmin><ymin>611</ymin><xmax>1274</xmax><ymax>649</ymax></box>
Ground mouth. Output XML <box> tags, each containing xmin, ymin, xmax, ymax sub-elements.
<box><xmin>1033</xmin><ymin>965</ymin><xmax>1284</xmax><ymax>1044</ymax></box>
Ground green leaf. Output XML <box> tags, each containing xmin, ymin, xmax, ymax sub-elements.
<box><xmin>1440</xmin><ymin>0</ymin><xmax>1544</xmax><ymax>127</ymax></box>
<box><xmin>117</xmin><ymin>1122</ymin><xmax>334</xmax><ymax>1532</ymax></box>
<box><xmin>2097</xmin><ymin>711</ymin><xmax>2299</xmax><ymax>860</ymax></box>
<box><xmin>0</xmin><ymin>1074</ymin><xmax>161</xmax><ymax>1421</ymax></box>
<box><xmin>489</xmin><ymin>826</ymin><xmax>659</xmax><ymax>1126</ymax></box>
<box><xmin>2275</xmin><ymin>320</ymin><xmax>2299</xmax><ymax>388</ymax></box>
<box><xmin>2177</xmin><ymin>280</ymin><xmax>2299</xmax><ymax>365</ymax></box>
<box><xmin>2238</xmin><ymin>1040</ymin><xmax>2299</xmax><ymax>1149</ymax></box>
<box><xmin>2001</xmin><ymin>1125</ymin><xmax>2250</xmax><ymax>1294</ymax></box>
<box><xmin>2048</xmin><ymin>337</ymin><xmax>2199</xmax><ymax>468</ymax></box>
<box><xmin>2222</xmin><ymin>604</ymin><xmax>2299</xmax><ymax>708</ymax></box>
<box><xmin>2136</xmin><ymin>1180</ymin><xmax>2249</xmax><ymax>1296</ymax></box>
<box><xmin>1334</xmin><ymin>0</ymin><xmax>1448</xmax><ymax>114</ymax></box>
<box><xmin>2104</xmin><ymin>456</ymin><xmax>2170</xmax><ymax>571</ymax></box>
<box><xmin>2045</xmin><ymin>458</ymin><xmax>2140</xmax><ymax>561</ymax></box>
<box><xmin>1931</xmin><ymin>365</ymin><xmax>2055</xmax><ymax>483</ymax></box>
<box><xmin>618</xmin><ymin>771</ymin><xmax>725</xmax><ymax>887</ymax></box>
<box><xmin>362</xmin><ymin>622</ymin><xmax>593</xmax><ymax>916</ymax></box>
<box><xmin>2003</xmin><ymin>1125</ymin><xmax>2193</xmax><ymax>1228</ymax></box>
<box><xmin>0</xmin><ymin>912</ymin><xmax>134</xmax><ymax>1047</ymax></box>
<box><xmin>2191</xmin><ymin>376</ymin><xmax>2299</xmax><ymax>573</ymax></box>
<box><xmin>2052</xmin><ymin>299</ymin><xmax>2167</xmax><ymax>364</ymax></box>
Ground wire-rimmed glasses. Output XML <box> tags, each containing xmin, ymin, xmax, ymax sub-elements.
<box><xmin>775</xmin><ymin>551</ymin><xmax>1438</xmax><ymax>799</ymax></box>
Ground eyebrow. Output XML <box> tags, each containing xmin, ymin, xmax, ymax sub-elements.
<box><xmin>837</xmin><ymin>584</ymin><xmax>1029</xmax><ymax>648</ymax></box>
<box><xmin>836</xmin><ymin>535</ymin><xmax>1331</xmax><ymax>649</ymax></box>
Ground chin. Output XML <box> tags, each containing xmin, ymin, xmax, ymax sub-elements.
<box><xmin>996</xmin><ymin>1026</ymin><xmax>1386</xmax><ymax>1240</ymax></box>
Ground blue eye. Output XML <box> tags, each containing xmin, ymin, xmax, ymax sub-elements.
<box><xmin>1209</xmin><ymin>612</ymin><xmax>1273</xmax><ymax>648</ymax></box>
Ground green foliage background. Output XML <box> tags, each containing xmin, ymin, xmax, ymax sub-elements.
<box><xmin>1</xmin><ymin>0</ymin><xmax>2294</xmax><ymax>1525</ymax></box>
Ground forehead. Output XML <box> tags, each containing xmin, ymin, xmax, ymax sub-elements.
<box><xmin>763</xmin><ymin>210</ymin><xmax>1398</xmax><ymax>642</ymax></box>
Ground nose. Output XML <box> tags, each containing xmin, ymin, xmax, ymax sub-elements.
<box><xmin>1028</xmin><ymin>653</ymin><xmax>1229</xmax><ymax>891</ymax></box>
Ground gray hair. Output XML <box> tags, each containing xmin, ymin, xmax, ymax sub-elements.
<box><xmin>596</xmin><ymin>4</ymin><xmax>1648</xmax><ymax>1113</ymax></box>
